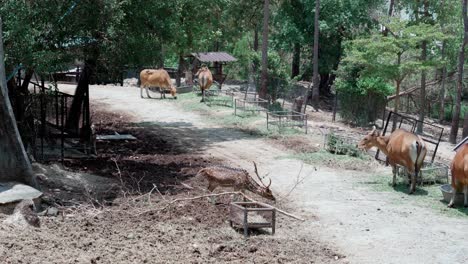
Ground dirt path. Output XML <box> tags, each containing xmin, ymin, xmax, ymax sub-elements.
<box><xmin>72</xmin><ymin>84</ymin><xmax>468</xmax><ymax>263</ymax></box>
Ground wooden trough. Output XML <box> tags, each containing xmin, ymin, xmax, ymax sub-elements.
<box><xmin>229</xmin><ymin>202</ymin><xmax>276</xmax><ymax>238</ymax></box>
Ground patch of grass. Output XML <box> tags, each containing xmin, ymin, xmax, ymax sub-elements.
<box><xmin>283</xmin><ymin>150</ymin><xmax>372</xmax><ymax>171</ymax></box>
<box><xmin>361</xmin><ymin>174</ymin><xmax>468</xmax><ymax>218</ymax></box>
<box><xmin>176</xmin><ymin>92</ymin><xmax>306</xmax><ymax>137</ymax></box>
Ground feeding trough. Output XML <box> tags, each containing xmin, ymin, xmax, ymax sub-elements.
<box><xmin>440</xmin><ymin>184</ymin><xmax>465</xmax><ymax>206</ymax></box>
<box><xmin>229</xmin><ymin>202</ymin><xmax>276</xmax><ymax>238</ymax></box>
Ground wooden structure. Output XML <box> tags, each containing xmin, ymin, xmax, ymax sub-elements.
<box><xmin>186</xmin><ymin>52</ymin><xmax>237</xmax><ymax>89</ymax></box>
<box><xmin>229</xmin><ymin>202</ymin><xmax>276</xmax><ymax>238</ymax></box>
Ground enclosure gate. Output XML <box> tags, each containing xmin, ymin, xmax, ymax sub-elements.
<box><xmin>26</xmin><ymin>80</ymin><xmax>93</xmax><ymax>161</ymax></box>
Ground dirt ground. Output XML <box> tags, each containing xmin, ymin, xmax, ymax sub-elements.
<box><xmin>3</xmin><ymin>83</ymin><xmax>468</xmax><ymax>263</ymax></box>
<box><xmin>0</xmin><ymin>98</ymin><xmax>343</xmax><ymax>263</ymax></box>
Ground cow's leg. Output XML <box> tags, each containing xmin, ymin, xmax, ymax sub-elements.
<box><xmin>462</xmin><ymin>184</ymin><xmax>468</xmax><ymax>207</ymax></box>
<box><xmin>201</xmin><ymin>89</ymin><xmax>205</xmax><ymax>103</ymax></box>
<box><xmin>146</xmin><ymin>87</ymin><xmax>152</xmax><ymax>98</ymax></box>
<box><xmin>449</xmin><ymin>180</ymin><xmax>458</xmax><ymax>208</ymax></box>
<box><xmin>140</xmin><ymin>86</ymin><xmax>144</xmax><ymax>98</ymax></box>
<box><xmin>392</xmin><ymin>165</ymin><xmax>397</xmax><ymax>187</ymax></box>
<box><xmin>409</xmin><ymin>171</ymin><xmax>416</xmax><ymax>194</ymax></box>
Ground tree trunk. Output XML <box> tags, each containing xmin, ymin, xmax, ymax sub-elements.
<box><xmin>66</xmin><ymin>63</ymin><xmax>91</xmax><ymax>133</ymax></box>
<box><xmin>176</xmin><ymin>55</ymin><xmax>184</xmax><ymax>88</ymax></box>
<box><xmin>254</xmin><ymin>25</ymin><xmax>259</xmax><ymax>52</ymax></box>
<box><xmin>417</xmin><ymin>40</ymin><xmax>427</xmax><ymax>133</ymax></box>
<box><xmin>392</xmin><ymin>79</ymin><xmax>401</xmax><ymax>131</ymax></box>
<box><xmin>450</xmin><ymin>0</ymin><xmax>468</xmax><ymax>144</ymax></box>
<box><xmin>310</xmin><ymin>0</ymin><xmax>320</xmax><ymax>111</ymax></box>
<box><xmin>0</xmin><ymin>17</ymin><xmax>35</xmax><ymax>185</ymax></box>
<box><xmin>463</xmin><ymin>113</ymin><xmax>468</xmax><ymax>138</ymax></box>
<box><xmin>384</xmin><ymin>0</ymin><xmax>395</xmax><ymax>36</ymax></box>
<box><xmin>259</xmin><ymin>0</ymin><xmax>270</xmax><ymax>99</ymax></box>
<box><xmin>439</xmin><ymin>41</ymin><xmax>447</xmax><ymax>122</ymax></box>
<box><xmin>291</xmin><ymin>43</ymin><xmax>300</xmax><ymax>78</ymax></box>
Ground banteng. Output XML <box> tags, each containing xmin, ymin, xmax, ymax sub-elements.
<box><xmin>449</xmin><ymin>144</ymin><xmax>468</xmax><ymax>207</ymax></box>
<box><xmin>195</xmin><ymin>65</ymin><xmax>213</xmax><ymax>103</ymax></box>
<box><xmin>358</xmin><ymin>127</ymin><xmax>427</xmax><ymax>194</ymax></box>
<box><xmin>139</xmin><ymin>69</ymin><xmax>177</xmax><ymax>99</ymax></box>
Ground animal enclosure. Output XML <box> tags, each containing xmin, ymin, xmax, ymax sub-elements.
<box><xmin>375</xmin><ymin>111</ymin><xmax>444</xmax><ymax>163</ymax></box>
<box><xmin>266</xmin><ymin>111</ymin><xmax>308</xmax><ymax>134</ymax></box>
<box><xmin>229</xmin><ymin>202</ymin><xmax>276</xmax><ymax>238</ymax></box>
<box><xmin>233</xmin><ymin>94</ymin><xmax>269</xmax><ymax>116</ymax></box>
<box><xmin>205</xmin><ymin>88</ymin><xmax>235</xmax><ymax>107</ymax></box>
<box><xmin>26</xmin><ymin>81</ymin><xmax>93</xmax><ymax>161</ymax></box>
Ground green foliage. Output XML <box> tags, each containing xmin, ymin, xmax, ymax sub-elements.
<box><xmin>326</xmin><ymin>133</ymin><xmax>362</xmax><ymax>157</ymax></box>
<box><xmin>335</xmin><ymin>62</ymin><xmax>393</xmax><ymax>125</ymax></box>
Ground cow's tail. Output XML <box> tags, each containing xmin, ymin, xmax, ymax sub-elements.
<box><xmin>200</xmin><ymin>75</ymin><xmax>207</xmax><ymax>89</ymax></box>
<box><xmin>414</xmin><ymin>140</ymin><xmax>423</xmax><ymax>174</ymax></box>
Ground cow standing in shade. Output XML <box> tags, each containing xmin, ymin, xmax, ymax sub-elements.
<box><xmin>195</xmin><ymin>65</ymin><xmax>213</xmax><ymax>103</ymax></box>
<box><xmin>358</xmin><ymin>127</ymin><xmax>427</xmax><ymax>194</ymax></box>
<box><xmin>139</xmin><ymin>69</ymin><xmax>177</xmax><ymax>99</ymax></box>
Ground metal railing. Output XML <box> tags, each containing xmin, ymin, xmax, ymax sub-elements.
<box><xmin>266</xmin><ymin>111</ymin><xmax>308</xmax><ymax>134</ymax></box>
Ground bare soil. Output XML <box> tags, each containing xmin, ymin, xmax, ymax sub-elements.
<box><xmin>0</xmin><ymin>103</ymin><xmax>343</xmax><ymax>263</ymax></box>
<box><xmin>4</xmin><ymin>83</ymin><xmax>468</xmax><ymax>264</ymax></box>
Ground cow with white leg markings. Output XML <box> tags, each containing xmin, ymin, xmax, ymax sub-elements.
<box><xmin>358</xmin><ymin>126</ymin><xmax>427</xmax><ymax>194</ymax></box>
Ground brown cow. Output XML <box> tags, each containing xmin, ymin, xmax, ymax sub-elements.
<box><xmin>139</xmin><ymin>69</ymin><xmax>177</xmax><ymax>99</ymax></box>
<box><xmin>449</xmin><ymin>144</ymin><xmax>468</xmax><ymax>207</ymax></box>
<box><xmin>358</xmin><ymin>127</ymin><xmax>427</xmax><ymax>194</ymax></box>
<box><xmin>195</xmin><ymin>66</ymin><xmax>213</xmax><ymax>102</ymax></box>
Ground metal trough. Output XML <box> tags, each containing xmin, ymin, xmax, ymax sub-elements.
<box><xmin>440</xmin><ymin>184</ymin><xmax>465</xmax><ymax>206</ymax></box>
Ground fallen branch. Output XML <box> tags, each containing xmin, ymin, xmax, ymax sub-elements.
<box><xmin>136</xmin><ymin>191</ymin><xmax>305</xmax><ymax>221</ymax></box>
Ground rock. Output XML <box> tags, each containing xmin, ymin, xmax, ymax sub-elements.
<box><xmin>334</xmin><ymin>256</ymin><xmax>339</xmax><ymax>260</ymax></box>
<box><xmin>127</xmin><ymin>233</ymin><xmax>135</xmax><ymax>239</ymax></box>
<box><xmin>192</xmin><ymin>244</ymin><xmax>201</xmax><ymax>254</ymax></box>
<box><xmin>3</xmin><ymin>200</ymin><xmax>40</xmax><ymax>228</ymax></box>
<box><xmin>46</xmin><ymin>207</ymin><xmax>59</xmax><ymax>217</ymax></box>
<box><xmin>215</xmin><ymin>244</ymin><xmax>225</xmax><ymax>252</ymax></box>
<box><xmin>248</xmin><ymin>246</ymin><xmax>258</xmax><ymax>253</ymax></box>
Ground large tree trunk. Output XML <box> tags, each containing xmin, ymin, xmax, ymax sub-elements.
<box><xmin>384</xmin><ymin>0</ymin><xmax>395</xmax><ymax>36</ymax></box>
<box><xmin>66</xmin><ymin>63</ymin><xmax>91</xmax><ymax>134</ymax></box>
<box><xmin>259</xmin><ymin>0</ymin><xmax>270</xmax><ymax>99</ymax></box>
<box><xmin>310</xmin><ymin>0</ymin><xmax>320</xmax><ymax>110</ymax></box>
<box><xmin>417</xmin><ymin>40</ymin><xmax>427</xmax><ymax>133</ymax></box>
<box><xmin>0</xmin><ymin>17</ymin><xmax>35</xmax><ymax>185</ymax></box>
<box><xmin>291</xmin><ymin>43</ymin><xmax>300</xmax><ymax>78</ymax></box>
<box><xmin>450</xmin><ymin>0</ymin><xmax>468</xmax><ymax>144</ymax></box>
<box><xmin>439</xmin><ymin>41</ymin><xmax>447</xmax><ymax>122</ymax></box>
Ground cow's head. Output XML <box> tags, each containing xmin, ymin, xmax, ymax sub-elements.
<box><xmin>170</xmin><ymin>85</ymin><xmax>177</xmax><ymax>99</ymax></box>
<box><xmin>358</xmin><ymin>126</ymin><xmax>381</xmax><ymax>151</ymax></box>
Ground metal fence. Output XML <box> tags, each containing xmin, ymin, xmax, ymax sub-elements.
<box><xmin>234</xmin><ymin>97</ymin><xmax>269</xmax><ymax>116</ymax></box>
<box><xmin>266</xmin><ymin>111</ymin><xmax>308</xmax><ymax>134</ymax></box>
<box><xmin>26</xmin><ymin>81</ymin><xmax>93</xmax><ymax>161</ymax></box>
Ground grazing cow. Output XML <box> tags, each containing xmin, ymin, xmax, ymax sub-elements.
<box><xmin>358</xmin><ymin>126</ymin><xmax>427</xmax><ymax>194</ymax></box>
<box><xmin>449</xmin><ymin>144</ymin><xmax>468</xmax><ymax>207</ymax></box>
<box><xmin>139</xmin><ymin>69</ymin><xmax>177</xmax><ymax>99</ymax></box>
<box><xmin>195</xmin><ymin>65</ymin><xmax>213</xmax><ymax>102</ymax></box>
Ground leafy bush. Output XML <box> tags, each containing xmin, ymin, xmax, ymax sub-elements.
<box><xmin>326</xmin><ymin>133</ymin><xmax>362</xmax><ymax>157</ymax></box>
<box><xmin>335</xmin><ymin>63</ymin><xmax>394</xmax><ymax>126</ymax></box>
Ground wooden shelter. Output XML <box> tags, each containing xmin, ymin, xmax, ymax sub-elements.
<box><xmin>186</xmin><ymin>52</ymin><xmax>237</xmax><ymax>88</ymax></box>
